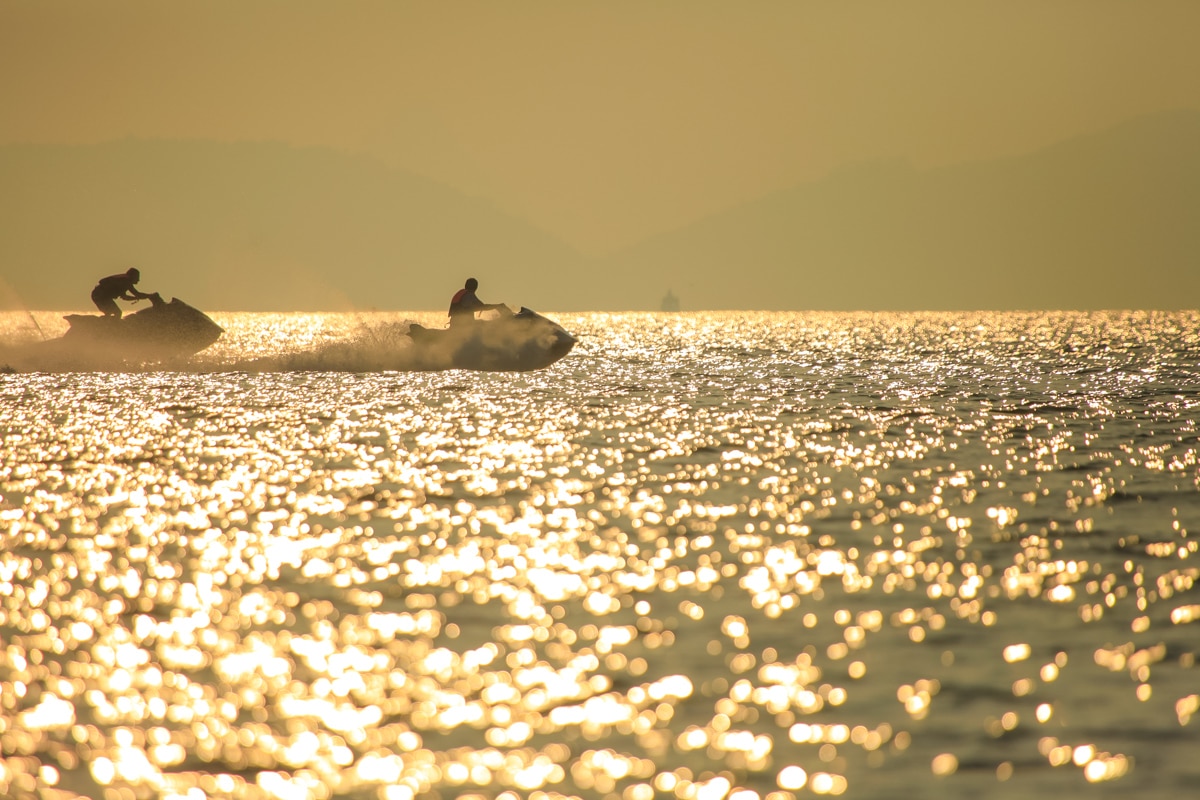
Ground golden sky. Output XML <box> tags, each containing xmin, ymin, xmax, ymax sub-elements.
<box><xmin>3</xmin><ymin>0</ymin><xmax>1198</xmax><ymax>255</ymax></box>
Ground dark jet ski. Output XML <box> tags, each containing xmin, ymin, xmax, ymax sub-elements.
<box><xmin>5</xmin><ymin>293</ymin><xmax>224</xmax><ymax>370</ymax></box>
<box><xmin>406</xmin><ymin>307</ymin><xmax>575</xmax><ymax>372</ymax></box>
<box><xmin>60</xmin><ymin>293</ymin><xmax>223</xmax><ymax>361</ymax></box>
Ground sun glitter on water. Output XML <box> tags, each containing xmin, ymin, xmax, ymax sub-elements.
<box><xmin>1</xmin><ymin>310</ymin><xmax>1198</xmax><ymax>800</ymax></box>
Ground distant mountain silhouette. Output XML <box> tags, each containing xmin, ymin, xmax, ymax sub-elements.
<box><xmin>2</xmin><ymin>110</ymin><xmax>1198</xmax><ymax>311</ymax></box>
<box><xmin>0</xmin><ymin>140</ymin><xmax>586</xmax><ymax>311</ymax></box>
<box><xmin>597</xmin><ymin>109</ymin><xmax>1200</xmax><ymax>310</ymax></box>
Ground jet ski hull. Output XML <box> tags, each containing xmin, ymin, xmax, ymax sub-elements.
<box><xmin>61</xmin><ymin>297</ymin><xmax>223</xmax><ymax>358</ymax></box>
<box><xmin>3</xmin><ymin>296</ymin><xmax>224</xmax><ymax>370</ymax></box>
<box><xmin>406</xmin><ymin>308</ymin><xmax>575</xmax><ymax>372</ymax></box>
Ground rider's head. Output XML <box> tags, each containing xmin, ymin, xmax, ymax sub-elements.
<box><xmin>126</xmin><ymin>268</ymin><xmax>141</xmax><ymax>283</ymax></box>
<box><xmin>465</xmin><ymin>278</ymin><xmax>479</xmax><ymax>292</ymax></box>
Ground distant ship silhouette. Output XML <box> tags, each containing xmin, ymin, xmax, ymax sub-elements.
<box><xmin>660</xmin><ymin>289</ymin><xmax>680</xmax><ymax>312</ymax></box>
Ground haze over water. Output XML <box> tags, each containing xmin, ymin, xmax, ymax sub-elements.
<box><xmin>2</xmin><ymin>310</ymin><xmax>1199</xmax><ymax>800</ymax></box>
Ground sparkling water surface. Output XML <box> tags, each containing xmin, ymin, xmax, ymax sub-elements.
<box><xmin>2</xmin><ymin>310</ymin><xmax>1198</xmax><ymax>800</ymax></box>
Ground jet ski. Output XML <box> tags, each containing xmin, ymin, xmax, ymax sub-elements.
<box><xmin>7</xmin><ymin>293</ymin><xmax>223</xmax><ymax>370</ymax></box>
<box><xmin>61</xmin><ymin>293</ymin><xmax>223</xmax><ymax>357</ymax></box>
<box><xmin>405</xmin><ymin>307</ymin><xmax>575</xmax><ymax>372</ymax></box>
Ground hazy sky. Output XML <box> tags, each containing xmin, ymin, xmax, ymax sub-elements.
<box><xmin>3</xmin><ymin>0</ymin><xmax>1198</xmax><ymax>255</ymax></box>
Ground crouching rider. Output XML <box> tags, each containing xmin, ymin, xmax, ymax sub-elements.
<box><xmin>91</xmin><ymin>268</ymin><xmax>157</xmax><ymax>318</ymax></box>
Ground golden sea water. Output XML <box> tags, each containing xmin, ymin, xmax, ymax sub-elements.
<box><xmin>1</xmin><ymin>310</ymin><xmax>1199</xmax><ymax>800</ymax></box>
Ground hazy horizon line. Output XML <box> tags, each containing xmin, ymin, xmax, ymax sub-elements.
<box><xmin>5</xmin><ymin>105</ymin><xmax>1196</xmax><ymax>259</ymax></box>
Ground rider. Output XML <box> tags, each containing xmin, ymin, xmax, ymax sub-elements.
<box><xmin>447</xmin><ymin>278</ymin><xmax>507</xmax><ymax>328</ymax></box>
<box><xmin>91</xmin><ymin>268</ymin><xmax>156</xmax><ymax>318</ymax></box>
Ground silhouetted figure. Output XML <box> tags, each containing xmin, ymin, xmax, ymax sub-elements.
<box><xmin>91</xmin><ymin>268</ymin><xmax>155</xmax><ymax>318</ymax></box>
<box><xmin>448</xmin><ymin>278</ymin><xmax>507</xmax><ymax>328</ymax></box>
